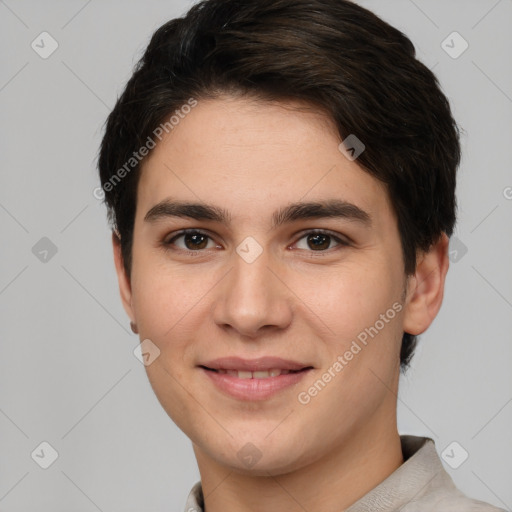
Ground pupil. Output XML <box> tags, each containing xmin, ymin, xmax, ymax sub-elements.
<box><xmin>308</xmin><ymin>233</ymin><xmax>329</xmax><ymax>250</ymax></box>
<box><xmin>185</xmin><ymin>233</ymin><xmax>208</xmax><ymax>250</ymax></box>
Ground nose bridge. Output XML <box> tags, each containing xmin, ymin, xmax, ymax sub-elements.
<box><xmin>232</xmin><ymin>249</ymin><xmax>274</xmax><ymax>301</ymax></box>
<box><xmin>212</xmin><ymin>244</ymin><xmax>292</xmax><ymax>336</ymax></box>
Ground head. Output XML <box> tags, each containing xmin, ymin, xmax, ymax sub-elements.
<box><xmin>98</xmin><ymin>0</ymin><xmax>460</xmax><ymax>474</ymax></box>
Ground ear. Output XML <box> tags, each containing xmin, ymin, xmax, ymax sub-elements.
<box><xmin>403</xmin><ymin>232</ymin><xmax>450</xmax><ymax>336</ymax></box>
<box><xmin>112</xmin><ymin>232</ymin><xmax>136</xmax><ymax>324</ymax></box>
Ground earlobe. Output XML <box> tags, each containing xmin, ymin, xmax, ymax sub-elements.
<box><xmin>402</xmin><ymin>233</ymin><xmax>450</xmax><ymax>336</ymax></box>
<box><xmin>112</xmin><ymin>232</ymin><xmax>136</xmax><ymax>325</ymax></box>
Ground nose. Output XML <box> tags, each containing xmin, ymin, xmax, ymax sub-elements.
<box><xmin>211</xmin><ymin>247</ymin><xmax>293</xmax><ymax>338</ymax></box>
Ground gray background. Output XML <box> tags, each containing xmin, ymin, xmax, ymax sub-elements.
<box><xmin>0</xmin><ymin>0</ymin><xmax>511</xmax><ymax>510</ymax></box>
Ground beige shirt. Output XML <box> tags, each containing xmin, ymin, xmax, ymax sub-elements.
<box><xmin>183</xmin><ymin>436</ymin><xmax>506</xmax><ymax>512</ymax></box>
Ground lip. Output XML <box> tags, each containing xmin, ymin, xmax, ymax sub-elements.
<box><xmin>200</xmin><ymin>356</ymin><xmax>311</xmax><ymax>372</ymax></box>
<box><xmin>198</xmin><ymin>356</ymin><xmax>314</xmax><ymax>401</ymax></box>
<box><xmin>201</xmin><ymin>367</ymin><xmax>313</xmax><ymax>401</ymax></box>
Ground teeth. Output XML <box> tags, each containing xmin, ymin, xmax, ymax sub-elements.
<box><xmin>216</xmin><ymin>368</ymin><xmax>291</xmax><ymax>378</ymax></box>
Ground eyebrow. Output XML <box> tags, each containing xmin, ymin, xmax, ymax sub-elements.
<box><xmin>144</xmin><ymin>198</ymin><xmax>372</xmax><ymax>228</ymax></box>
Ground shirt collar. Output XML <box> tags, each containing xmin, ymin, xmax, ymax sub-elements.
<box><xmin>346</xmin><ymin>436</ymin><xmax>451</xmax><ymax>511</ymax></box>
<box><xmin>183</xmin><ymin>436</ymin><xmax>452</xmax><ymax>512</ymax></box>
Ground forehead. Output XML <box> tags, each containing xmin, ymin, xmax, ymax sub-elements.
<box><xmin>136</xmin><ymin>96</ymin><xmax>394</xmax><ymax>226</ymax></box>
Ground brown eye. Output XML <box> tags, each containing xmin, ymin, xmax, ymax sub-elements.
<box><xmin>306</xmin><ymin>233</ymin><xmax>331</xmax><ymax>250</ymax></box>
<box><xmin>166</xmin><ymin>230</ymin><xmax>216</xmax><ymax>251</ymax></box>
<box><xmin>294</xmin><ymin>230</ymin><xmax>348</xmax><ymax>252</ymax></box>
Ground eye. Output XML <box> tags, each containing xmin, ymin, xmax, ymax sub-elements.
<box><xmin>162</xmin><ymin>228</ymin><xmax>350</xmax><ymax>254</ymax></box>
<box><xmin>164</xmin><ymin>229</ymin><xmax>218</xmax><ymax>251</ymax></box>
<box><xmin>293</xmin><ymin>230</ymin><xmax>349</xmax><ymax>252</ymax></box>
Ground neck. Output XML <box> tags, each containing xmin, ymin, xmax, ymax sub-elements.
<box><xmin>193</xmin><ymin>413</ymin><xmax>403</xmax><ymax>512</ymax></box>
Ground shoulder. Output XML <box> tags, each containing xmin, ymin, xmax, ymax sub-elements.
<box><xmin>401</xmin><ymin>488</ymin><xmax>507</xmax><ymax>511</ymax></box>
<box><xmin>350</xmin><ymin>436</ymin><xmax>507</xmax><ymax>512</ymax></box>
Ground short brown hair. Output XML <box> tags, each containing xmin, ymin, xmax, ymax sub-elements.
<box><xmin>98</xmin><ymin>0</ymin><xmax>461</xmax><ymax>370</ymax></box>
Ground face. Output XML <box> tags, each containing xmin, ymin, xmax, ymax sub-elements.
<box><xmin>114</xmin><ymin>95</ymin><xmax>443</xmax><ymax>475</ymax></box>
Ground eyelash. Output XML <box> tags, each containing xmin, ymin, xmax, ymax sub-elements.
<box><xmin>162</xmin><ymin>228</ymin><xmax>350</xmax><ymax>255</ymax></box>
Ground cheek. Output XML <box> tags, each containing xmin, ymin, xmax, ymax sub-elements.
<box><xmin>132</xmin><ymin>273</ymin><xmax>201</xmax><ymax>343</ymax></box>
<box><xmin>290</xmin><ymin>259</ymin><xmax>402</xmax><ymax>342</ymax></box>
<box><xmin>130</xmin><ymin>242</ymin><xmax>196</xmax><ymax>333</ymax></box>
<box><xmin>294</xmin><ymin>267</ymin><xmax>403</xmax><ymax>437</ymax></box>
<box><xmin>131</xmin><ymin>273</ymin><xmax>174</xmax><ymax>334</ymax></box>
<box><xmin>130</xmin><ymin>257</ymin><xmax>218</xmax><ymax>373</ymax></box>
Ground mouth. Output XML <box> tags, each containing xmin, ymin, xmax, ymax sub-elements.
<box><xmin>199</xmin><ymin>366</ymin><xmax>313</xmax><ymax>379</ymax></box>
<box><xmin>198</xmin><ymin>356</ymin><xmax>314</xmax><ymax>400</ymax></box>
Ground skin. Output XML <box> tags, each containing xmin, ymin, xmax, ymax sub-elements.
<box><xmin>113</xmin><ymin>95</ymin><xmax>449</xmax><ymax>512</ymax></box>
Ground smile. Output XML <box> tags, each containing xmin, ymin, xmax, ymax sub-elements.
<box><xmin>203</xmin><ymin>368</ymin><xmax>304</xmax><ymax>379</ymax></box>
<box><xmin>199</xmin><ymin>365</ymin><xmax>313</xmax><ymax>401</ymax></box>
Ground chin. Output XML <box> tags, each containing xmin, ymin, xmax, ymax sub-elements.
<box><xmin>227</xmin><ymin>452</ymin><xmax>303</xmax><ymax>477</ymax></box>
<box><xmin>206</xmin><ymin>435</ymin><xmax>315</xmax><ymax>476</ymax></box>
